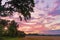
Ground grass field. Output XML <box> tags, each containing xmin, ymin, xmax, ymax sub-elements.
<box><xmin>3</xmin><ymin>36</ymin><xmax>60</xmax><ymax>40</ymax></box>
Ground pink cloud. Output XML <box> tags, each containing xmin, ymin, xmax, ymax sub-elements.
<box><xmin>18</xmin><ymin>23</ymin><xmax>50</xmax><ymax>34</ymax></box>
<box><xmin>50</xmin><ymin>23</ymin><xmax>60</xmax><ymax>30</ymax></box>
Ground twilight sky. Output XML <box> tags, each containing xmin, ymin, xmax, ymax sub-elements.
<box><xmin>1</xmin><ymin>0</ymin><xmax>60</xmax><ymax>34</ymax></box>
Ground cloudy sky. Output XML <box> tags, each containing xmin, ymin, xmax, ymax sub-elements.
<box><xmin>1</xmin><ymin>0</ymin><xmax>60</xmax><ymax>34</ymax></box>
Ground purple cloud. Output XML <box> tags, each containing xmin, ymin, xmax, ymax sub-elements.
<box><xmin>49</xmin><ymin>10</ymin><xmax>60</xmax><ymax>16</ymax></box>
<box><xmin>43</xmin><ymin>30</ymin><xmax>60</xmax><ymax>35</ymax></box>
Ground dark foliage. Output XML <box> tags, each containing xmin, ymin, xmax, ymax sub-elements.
<box><xmin>0</xmin><ymin>19</ymin><xmax>9</xmax><ymax>38</ymax></box>
<box><xmin>0</xmin><ymin>19</ymin><xmax>9</xmax><ymax>26</ymax></box>
<box><xmin>0</xmin><ymin>0</ymin><xmax>35</xmax><ymax>21</ymax></box>
<box><xmin>0</xmin><ymin>25</ymin><xmax>3</xmax><ymax>37</ymax></box>
<box><xmin>8</xmin><ymin>20</ymin><xmax>18</xmax><ymax>37</ymax></box>
<box><xmin>0</xmin><ymin>0</ymin><xmax>34</xmax><ymax>37</ymax></box>
<box><xmin>0</xmin><ymin>19</ymin><xmax>26</xmax><ymax>37</ymax></box>
<box><xmin>17</xmin><ymin>31</ymin><xmax>26</xmax><ymax>37</ymax></box>
<box><xmin>0</xmin><ymin>22</ymin><xmax>4</xmax><ymax>40</ymax></box>
<box><xmin>8</xmin><ymin>20</ymin><xmax>26</xmax><ymax>37</ymax></box>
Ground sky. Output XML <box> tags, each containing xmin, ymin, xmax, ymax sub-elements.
<box><xmin>1</xmin><ymin>0</ymin><xmax>60</xmax><ymax>34</ymax></box>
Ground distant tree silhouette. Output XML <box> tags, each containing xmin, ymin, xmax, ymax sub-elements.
<box><xmin>17</xmin><ymin>31</ymin><xmax>26</xmax><ymax>37</ymax></box>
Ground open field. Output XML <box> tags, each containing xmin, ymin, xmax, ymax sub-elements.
<box><xmin>3</xmin><ymin>36</ymin><xmax>60</xmax><ymax>40</ymax></box>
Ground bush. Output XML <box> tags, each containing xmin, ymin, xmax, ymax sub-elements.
<box><xmin>17</xmin><ymin>31</ymin><xmax>26</xmax><ymax>38</ymax></box>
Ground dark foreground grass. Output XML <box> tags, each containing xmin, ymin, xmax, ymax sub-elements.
<box><xmin>3</xmin><ymin>37</ymin><xmax>18</xmax><ymax>40</ymax></box>
<box><xmin>3</xmin><ymin>36</ymin><xmax>60</xmax><ymax>40</ymax></box>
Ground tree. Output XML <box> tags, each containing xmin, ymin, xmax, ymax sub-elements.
<box><xmin>0</xmin><ymin>19</ymin><xmax>9</xmax><ymax>26</ymax></box>
<box><xmin>8</xmin><ymin>20</ymin><xmax>18</xmax><ymax>37</ymax></box>
<box><xmin>0</xmin><ymin>25</ymin><xmax>3</xmax><ymax>37</ymax></box>
<box><xmin>8</xmin><ymin>20</ymin><xmax>26</xmax><ymax>37</ymax></box>
<box><xmin>17</xmin><ymin>31</ymin><xmax>26</xmax><ymax>37</ymax></box>
<box><xmin>0</xmin><ymin>0</ymin><xmax>35</xmax><ymax>37</ymax></box>
<box><xmin>0</xmin><ymin>25</ymin><xmax>3</xmax><ymax>39</ymax></box>
<box><xmin>0</xmin><ymin>19</ymin><xmax>9</xmax><ymax>34</ymax></box>
<box><xmin>0</xmin><ymin>19</ymin><xmax>10</xmax><ymax>36</ymax></box>
<box><xmin>0</xmin><ymin>0</ymin><xmax>35</xmax><ymax>21</ymax></box>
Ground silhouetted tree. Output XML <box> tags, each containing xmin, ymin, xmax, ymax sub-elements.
<box><xmin>8</xmin><ymin>20</ymin><xmax>26</xmax><ymax>37</ymax></box>
<box><xmin>0</xmin><ymin>0</ymin><xmax>35</xmax><ymax>37</ymax></box>
<box><xmin>0</xmin><ymin>19</ymin><xmax>26</xmax><ymax>37</ymax></box>
<box><xmin>8</xmin><ymin>20</ymin><xmax>18</xmax><ymax>37</ymax></box>
<box><xmin>0</xmin><ymin>25</ymin><xmax>3</xmax><ymax>37</ymax></box>
<box><xmin>0</xmin><ymin>19</ymin><xmax>8</xmax><ymax>26</ymax></box>
<box><xmin>0</xmin><ymin>24</ymin><xmax>4</xmax><ymax>40</ymax></box>
<box><xmin>0</xmin><ymin>0</ymin><xmax>35</xmax><ymax>21</ymax></box>
<box><xmin>0</xmin><ymin>19</ymin><xmax>10</xmax><ymax>37</ymax></box>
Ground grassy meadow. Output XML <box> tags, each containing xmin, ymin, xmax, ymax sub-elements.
<box><xmin>3</xmin><ymin>36</ymin><xmax>60</xmax><ymax>40</ymax></box>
